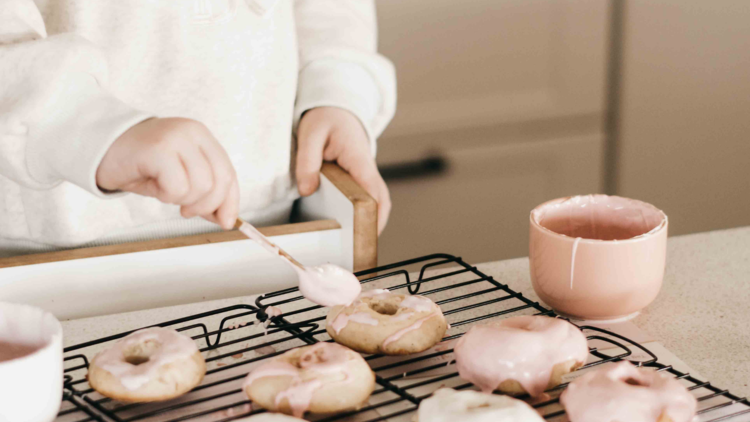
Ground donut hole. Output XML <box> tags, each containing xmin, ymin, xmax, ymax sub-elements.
<box><xmin>299</xmin><ymin>349</ymin><xmax>323</xmax><ymax>366</ymax></box>
<box><xmin>624</xmin><ymin>377</ymin><xmax>650</xmax><ymax>387</ymax></box>
<box><xmin>369</xmin><ymin>301</ymin><xmax>399</xmax><ymax>316</ymax></box>
<box><xmin>123</xmin><ymin>339</ymin><xmax>161</xmax><ymax>366</ymax></box>
<box><xmin>125</xmin><ymin>355</ymin><xmax>151</xmax><ymax>366</ymax></box>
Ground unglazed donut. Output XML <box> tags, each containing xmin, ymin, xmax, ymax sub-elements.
<box><xmin>88</xmin><ymin>327</ymin><xmax>206</xmax><ymax>402</ymax></box>
<box><xmin>415</xmin><ymin>388</ymin><xmax>545</xmax><ymax>422</ymax></box>
<box><xmin>243</xmin><ymin>342</ymin><xmax>375</xmax><ymax>418</ymax></box>
<box><xmin>561</xmin><ymin>361</ymin><xmax>697</xmax><ymax>422</ymax></box>
<box><xmin>326</xmin><ymin>289</ymin><xmax>448</xmax><ymax>355</ymax></box>
<box><xmin>454</xmin><ymin>315</ymin><xmax>588</xmax><ymax>397</ymax></box>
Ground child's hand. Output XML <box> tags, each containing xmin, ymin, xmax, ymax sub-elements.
<box><xmin>296</xmin><ymin>107</ymin><xmax>391</xmax><ymax>235</ymax></box>
<box><xmin>96</xmin><ymin>118</ymin><xmax>239</xmax><ymax>230</ymax></box>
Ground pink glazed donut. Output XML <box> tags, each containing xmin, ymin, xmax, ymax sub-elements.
<box><xmin>454</xmin><ymin>315</ymin><xmax>589</xmax><ymax>397</ymax></box>
<box><xmin>561</xmin><ymin>361</ymin><xmax>697</xmax><ymax>422</ymax></box>
<box><xmin>243</xmin><ymin>343</ymin><xmax>375</xmax><ymax>418</ymax></box>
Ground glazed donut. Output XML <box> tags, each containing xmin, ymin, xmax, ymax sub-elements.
<box><xmin>454</xmin><ymin>315</ymin><xmax>588</xmax><ymax>397</ymax></box>
<box><xmin>243</xmin><ymin>342</ymin><xmax>375</xmax><ymax>418</ymax></box>
<box><xmin>415</xmin><ymin>388</ymin><xmax>545</xmax><ymax>422</ymax></box>
<box><xmin>326</xmin><ymin>289</ymin><xmax>448</xmax><ymax>355</ymax></box>
<box><xmin>561</xmin><ymin>361</ymin><xmax>697</xmax><ymax>422</ymax></box>
<box><xmin>235</xmin><ymin>414</ymin><xmax>306</xmax><ymax>422</ymax></box>
<box><xmin>88</xmin><ymin>327</ymin><xmax>205</xmax><ymax>402</ymax></box>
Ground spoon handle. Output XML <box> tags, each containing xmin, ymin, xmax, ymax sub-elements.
<box><xmin>234</xmin><ymin>219</ymin><xmax>305</xmax><ymax>269</ymax></box>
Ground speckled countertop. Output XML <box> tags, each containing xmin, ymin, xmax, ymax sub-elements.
<box><xmin>62</xmin><ymin>226</ymin><xmax>750</xmax><ymax>398</ymax></box>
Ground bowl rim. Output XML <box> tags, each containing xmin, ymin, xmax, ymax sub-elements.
<box><xmin>0</xmin><ymin>302</ymin><xmax>63</xmax><ymax>367</ymax></box>
<box><xmin>529</xmin><ymin>195</ymin><xmax>668</xmax><ymax>245</ymax></box>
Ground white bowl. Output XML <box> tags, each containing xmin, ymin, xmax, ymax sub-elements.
<box><xmin>0</xmin><ymin>302</ymin><xmax>63</xmax><ymax>422</ymax></box>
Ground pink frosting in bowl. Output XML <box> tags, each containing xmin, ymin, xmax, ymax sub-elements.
<box><xmin>529</xmin><ymin>195</ymin><xmax>669</xmax><ymax>320</ymax></box>
<box><xmin>531</xmin><ymin>195</ymin><xmax>667</xmax><ymax>243</ymax></box>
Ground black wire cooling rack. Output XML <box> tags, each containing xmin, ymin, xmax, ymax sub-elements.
<box><xmin>58</xmin><ymin>253</ymin><xmax>750</xmax><ymax>422</ymax></box>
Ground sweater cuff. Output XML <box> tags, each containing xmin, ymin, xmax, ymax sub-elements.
<box><xmin>294</xmin><ymin>59</ymin><xmax>382</xmax><ymax>157</ymax></box>
<box><xmin>27</xmin><ymin>73</ymin><xmax>153</xmax><ymax>197</ymax></box>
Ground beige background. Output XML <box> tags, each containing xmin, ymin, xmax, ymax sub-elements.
<box><xmin>375</xmin><ymin>0</ymin><xmax>750</xmax><ymax>264</ymax></box>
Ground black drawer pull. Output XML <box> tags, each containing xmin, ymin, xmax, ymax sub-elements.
<box><xmin>378</xmin><ymin>155</ymin><xmax>448</xmax><ymax>181</ymax></box>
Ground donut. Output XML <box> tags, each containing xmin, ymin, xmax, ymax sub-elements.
<box><xmin>454</xmin><ymin>315</ymin><xmax>588</xmax><ymax>397</ymax></box>
<box><xmin>561</xmin><ymin>361</ymin><xmax>697</xmax><ymax>422</ymax></box>
<box><xmin>88</xmin><ymin>327</ymin><xmax>205</xmax><ymax>402</ymax></box>
<box><xmin>325</xmin><ymin>289</ymin><xmax>448</xmax><ymax>355</ymax></box>
<box><xmin>235</xmin><ymin>414</ymin><xmax>306</xmax><ymax>422</ymax></box>
<box><xmin>415</xmin><ymin>388</ymin><xmax>545</xmax><ymax>422</ymax></box>
<box><xmin>243</xmin><ymin>342</ymin><xmax>375</xmax><ymax>418</ymax></box>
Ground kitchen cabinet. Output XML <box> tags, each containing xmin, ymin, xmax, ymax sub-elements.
<box><xmin>381</xmin><ymin>131</ymin><xmax>603</xmax><ymax>264</ymax></box>
<box><xmin>616</xmin><ymin>0</ymin><xmax>750</xmax><ymax>235</ymax></box>
<box><xmin>375</xmin><ymin>0</ymin><xmax>610</xmax><ymax>263</ymax></box>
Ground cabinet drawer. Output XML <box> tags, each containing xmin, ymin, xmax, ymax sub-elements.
<box><xmin>379</xmin><ymin>134</ymin><xmax>603</xmax><ymax>264</ymax></box>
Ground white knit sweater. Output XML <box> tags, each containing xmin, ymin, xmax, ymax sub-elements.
<box><xmin>0</xmin><ymin>0</ymin><xmax>396</xmax><ymax>255</ymax></box>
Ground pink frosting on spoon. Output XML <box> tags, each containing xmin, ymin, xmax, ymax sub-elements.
<box><xmin>238</xmin><ymin>221</ymin><xmax>360</xmax><ymax>307</ymax></box>
<box><xmin>242</xmin><ymin>343</ymin><xmax>353</xmax><ymax>418</ymax></box>
<box><xmin>454</xmin><ymin>316</ymin><xmax>589</xmax><ymax>397</ymax></box>
<box><xmin>561</xmin><ymin>361</ymin><xmax>697</xmax><ymax>422</ymax></box>
<box><xmin>292</xmin><ymin>263</ymin><xmax>362</xmax><ymax>308</ymax></box>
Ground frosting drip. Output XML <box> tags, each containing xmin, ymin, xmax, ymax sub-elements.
<box><xmin>330</xmin><ymin>312</ymin><xmax>379</xmax><ymax>335</ymax></box>
<box><xmin>92</xmin><ymin>327</ymin><xmax>199</xmax><ymax>391</ymax></box>
<box><xmin>570</xmin><ymin>237</ymin><xmax>581</xmax><ymax>289</ymax></box>
<box><xmin>243</xmin><ymin>343</ymin><xmax>353</xmax><ymax>418</ymax></box>
<box><xmin>382</xmin><ymin>312</ymin><xmax>440</xmax><ymax>348</ymax></box>
<box><xmin>532</xmin><ymin>195</ymin><xmax>666</xmax><ymax>241</ymax></box>
<box><xmin>560</xmin><ymin>361</ymin><xmax>697</xmax><ymax>422</ymax></box>
<box><xmin>266</xmin><ymin>306</ymin><xmax>283</xmax><ymax>318</ymax></box>
<box><xmin>454</xmin><ymin>316</ymin><xmax>589</xmax><ymax>397</ymax></box>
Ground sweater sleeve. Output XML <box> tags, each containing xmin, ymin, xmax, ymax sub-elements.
<box><xmin>292</xmin><ymin>0</ymin><xmax>397</xmax><ymax>157</ymax></box>
<box><xmin>0</xmin><ymin>1</ymin><xmax>153</xmax><ymax>196</ymax></box>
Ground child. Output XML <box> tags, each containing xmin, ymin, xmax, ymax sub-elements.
<box><xmin>0</xmin><ymin>0</ymin><xmax>396</xmax><ymax>257</ymax></box>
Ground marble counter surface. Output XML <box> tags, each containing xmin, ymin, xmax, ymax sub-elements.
<box><xmin>62</xmin><ymin>226</ymin><xmax>750</xmax><ymax>398</ymax></box>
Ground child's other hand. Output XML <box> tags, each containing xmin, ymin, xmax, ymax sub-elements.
<box><xmin>296</xmin><ymin>107</ymin><xmax>391</xmax><ymax>235</ymax></box>
<box><xmin>96</xmin><ymin>118</ymin><xmax>239</xmax><ymax>230</ymax></box>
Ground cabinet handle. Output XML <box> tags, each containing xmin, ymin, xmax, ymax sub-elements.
<box><xmin>378</xmin><ymin>154</ymin><xmax>448</xmax><ymax>181</ymax></box>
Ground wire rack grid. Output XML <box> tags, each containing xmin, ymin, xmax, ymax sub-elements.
<box><xmin>57</xmin><ymin>253</ymin><xmax>750</xmax><ymax>422</ymax></box>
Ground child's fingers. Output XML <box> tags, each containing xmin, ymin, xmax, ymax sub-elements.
<box><xmin>296</xmin><ymin>119</ymin><xmax>329</xmax><ymax>196</ymax></box>
<box><xmin>179</xmin><ymin>136</ymin><xmax>238</xmax><ymax>218</ymax></box>
<box><xmin>176</xmin><ymin>145</ymin><xmax>215</xmax><ymax>207</ymax></box>
<box><xmin>214</xmin><ymin>178</ymin><xmax>240</xmax><ymax>230</ymax></box>
<box><xmin>197</xmin><ymin>140</ymin><xmax>237</xmax><ymax>198</ymax></box>
<box><xmin>340</xmin><ymin>158</ymin><xmax>392</xmax><ymax>235</ymax></box>
<box><xmin>151</xmin><ymin>154</ymin><xmax>191</xmax><ymax>204</ymax></box>
<box><xmin>181</xmin><ymin>173</ymin><xmax>231</xmax><ymax>219</ymax></box>
<box><xmin>195</xmin><ymin>179</ymin><xmax>237</xmax><ymax>229</ymax></box>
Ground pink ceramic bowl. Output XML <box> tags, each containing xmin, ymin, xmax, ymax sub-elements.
<box><xmin>529</xmin><ymin>195</ymin><xmax>668</xmax><ymax>320</ymax></box>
